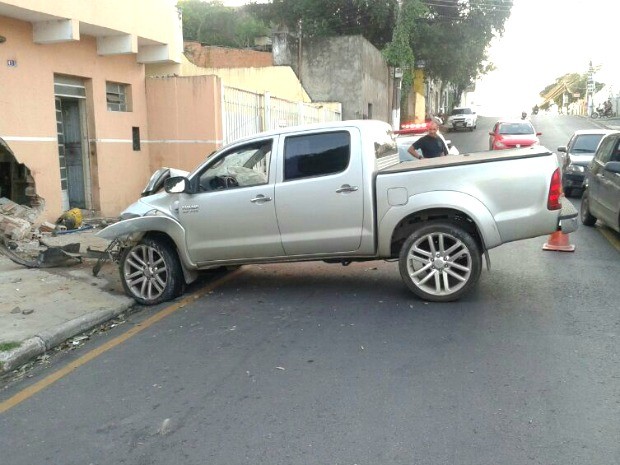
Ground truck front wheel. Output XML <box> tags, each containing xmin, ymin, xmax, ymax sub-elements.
<box><xmin>398</xmin><ymin>221</ymin><xmax>482</xmax><ymax>302</ymax></box>
<box><xmin>120</xmin><ymin>236</ymin><xmax>184</xmax><ymax>305</ymax></box>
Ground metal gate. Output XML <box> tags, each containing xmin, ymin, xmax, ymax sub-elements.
<box><xmin>222</xmin><ymin>86</ymin><xmax>342</xmax><ymax>146</ymax></box>
<box><xmin>54</xmin><ymin>75</ymin><xmax>89</xmax><ymax>211</ymax></box>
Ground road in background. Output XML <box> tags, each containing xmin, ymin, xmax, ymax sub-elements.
<box><xmin>2</xmin><ymin>115</ymin><xmax>618</xmax><ymax>465</ymax></box>
<box><xmin>445</xmin><ymin>114</ymin><xmax>606</xmax><ymax>154</ymax></box>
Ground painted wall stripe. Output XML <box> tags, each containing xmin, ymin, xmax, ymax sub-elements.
<box><xmin>1</xmin><ymin>136</ymin><xmax>222</xmax><ymax>145</ymax></box>
<box><xmin>0</xmin><ymin>136</ymin><xmax>56</xmax><ymax>142</ymax></box>
<box><xmin>89</xmin><ymin>139</ymin><xmax>222</xmax><ymax>144</ymax></box>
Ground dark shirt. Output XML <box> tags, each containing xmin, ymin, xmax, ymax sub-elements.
<box><xmin>412</xmin><ymin>135</ymin><xmax>447</xmax><ymax>158</ymax></box>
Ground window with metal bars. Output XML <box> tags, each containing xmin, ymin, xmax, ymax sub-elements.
<box><xmin>106</xmin><ymin>81</ymin><xmax>129</xmax><ymax>112</ymax></box>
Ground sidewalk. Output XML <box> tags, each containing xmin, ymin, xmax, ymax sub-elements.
<box><xmin>0</xmin><ymin>228</ymin><xmax>134</xmax><ymax>373</ymax></box>
<box><xmin>590</xmin><ymin>116</ymin><xmax>620</xmax><ymax>131</ymax></box>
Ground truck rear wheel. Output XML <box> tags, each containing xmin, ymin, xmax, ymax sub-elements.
<box><xmin>120</xmin><ymin>236</ymin><xmax>184</xmax><ymax>305</ymax></box>
<box><xmin>399</xmin><ymin>221</ymin><xmax>482</xmax><ymax>302</ymax></box>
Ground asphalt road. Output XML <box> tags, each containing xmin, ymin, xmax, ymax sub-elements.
<box><xmin>1</xmin><ymin>115</ymin><xmax>618</xmax><ymax>465</ymax></box>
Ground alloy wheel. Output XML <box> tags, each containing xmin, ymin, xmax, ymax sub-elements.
<box><xmin>123</xmin><ymin>244</ymin><xmax>170</xmax><ymax>302</ymax></box>
<box><xmin>404</xmin><ymin>231</ymin><xmax>472</xmax><ymax>297</ymax></box>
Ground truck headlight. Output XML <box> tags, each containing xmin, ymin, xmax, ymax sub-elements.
<box><xmin>566</xmin><ymin>165</ymin><xmax>585</xmax><ymax>173</ymax></box>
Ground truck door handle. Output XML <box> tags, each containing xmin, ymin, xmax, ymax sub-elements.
<box><xmin>336</xmin><ymin>184</ymin><xmax>359</xmax><ymax>193</ymax></box>
<box><xmin>250</xmin><ymin>194</ymin><xmax>272</xmax><ymax>204</ymax></box>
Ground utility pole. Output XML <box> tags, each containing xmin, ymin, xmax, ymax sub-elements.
<box><xmin>586</xmin><ymin>60</ymin><xmax>595</xmax><ymax>116</ymax></box>
<box><xmin>297</xmin><ymin>19</ymin><xmax>302</xmax><ymax>85</ymax></box>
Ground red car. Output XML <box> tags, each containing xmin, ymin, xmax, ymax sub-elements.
<box><xmin>488</xmin><ymin>120</ymin><xmax>541</xmax><ymax>150</ymax></box>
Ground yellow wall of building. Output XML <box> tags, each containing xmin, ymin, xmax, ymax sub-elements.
<box><xmin>148</xmin><ymin>56</ymin><xmax>313</xmax><ymax>103</ymax></box>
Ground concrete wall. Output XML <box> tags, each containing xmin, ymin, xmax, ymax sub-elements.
<box><xmin>184</xmin><ymin>41</ymin><xmax>272</xmax><ymax>68</ymax></box>
<box><xmin>148</xmin><ymin>56</ymin><xmax>313</xmax><ymax>104</ymax></box>
<box><xmin>146</xmin><ymin>75</ymin><xmax>222</xmax><ymax>173</ymax></box>
<box><xmin>298</xmin><ymin>35</ymin><xmax>389</xmax><ymax>122</ymax></box>
<box><xmin>361</xmin><ymin>37</ymin><xmax>391</xmax><ymax>121</ymax></box>
<box><xmin>0</xmin><ymin>15</ymin><xmax>151</xmax><ymax>221</ymax></box>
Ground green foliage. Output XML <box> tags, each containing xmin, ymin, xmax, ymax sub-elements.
<box><xmin>0</xmin><ymin>341</ymin><xmax>20</xmax><ymax>352</ymax></box>
<box><xmin>178</xmin><ymin>0</ymin><xmax>513</xmax><ymax>104</ymax></box>
<box><xmin>247</xmin><ymin>0</ymin><xmax>399</xmax><ymax>49</ymax></box>
<box><xmin>411</xmin><ymin>0</ymin><xmax>513</xmax><ymax>99</ymax></box>
<box><xmin>540</xmin><ymin>72</ymin><xmax>605</xmax><ymax>108</ymax></box>
<box><xmin>383</xmin><ymin>0</ymin><xmax>426</xmax><ymax>94</ymax></box>
<box><xmin>178</xmin><ymin>0</ymin><xmax>270</xmax><ymax>47</ymax></box>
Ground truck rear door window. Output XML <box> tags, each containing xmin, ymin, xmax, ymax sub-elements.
<box><xmin>284</xmin><ymin>131</ymin><xmax>350</xmax><ymax>181</ymax></box>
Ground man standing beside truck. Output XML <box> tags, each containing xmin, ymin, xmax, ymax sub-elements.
<box><xmin>407</xmin><ymin>121</ymin><xmax>448</xmax><ymax>159</ymax></box>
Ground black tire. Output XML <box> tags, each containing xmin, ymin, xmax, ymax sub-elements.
<box><xmin>591</xmin><ymin>112</ymin><xmax>600</xmax><ymax>119</ymax></box>
<box><xmin>580</xmin><ymin>190</ymin><xmax>597</xmax><ymax>227</ymax></box>
<box><xmin>119</xmin><ymin>236</ymin><xmax>184</xmax><ymax>305</ymax></box>
<box><xmin>562</xmin><ymin>184</ymin><xmax>573</xmax><ymax>198</ymax></box>
<box><xmin>398</xmin><ymin>221</ymin><xmax>482</xmax><ymax>302</ymax></box>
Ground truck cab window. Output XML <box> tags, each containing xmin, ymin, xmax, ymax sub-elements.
<box><xmin>284</xmin><ymin>131</ymin><xmax>350</xmax><ymax>181</ymax></box>
<box><xmin>198</xmin><ymin>140</ymin><xmax>272</xmax><ymax>191</ymax></box>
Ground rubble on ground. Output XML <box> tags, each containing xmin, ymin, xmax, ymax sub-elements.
<box><xmin>0</xmin><ymin>197</ymin><xmax>118</xmax><ymax>269</ymax></box>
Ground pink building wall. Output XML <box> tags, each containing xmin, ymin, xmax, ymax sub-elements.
<box><xmin>146</xmin><ymin>75</ymin><xmax>223</xmax><ymax>173</ymax></box>
<box><xmin>0</xmin><ymin>16</ymin><xmax>151</xmax><ymax>220</ymax></box>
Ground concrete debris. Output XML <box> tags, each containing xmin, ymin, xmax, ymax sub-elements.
<box><xmin>0</xmin><ymin>215</ymin><xmax>31</xmax><ymax>241</ymax></box>
<box><xmin>0</xmin><ymin>197</ymin><xmax>118</xmax><ymax>270</ymax></box>
<box><xmin>0</xmin><ymin>197</ymin><xmax>41</xmax><ymax>224</ymax></box>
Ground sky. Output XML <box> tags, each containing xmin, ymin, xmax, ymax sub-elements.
<box><xmin>220</xmin><ymin>0</ymin><xmax>618</xmax><ymax>114</ymax></box>
<box><xmin>473</xmin><ymin>0</ymin><xmax>619</xmax><ymax>115</ymax></box>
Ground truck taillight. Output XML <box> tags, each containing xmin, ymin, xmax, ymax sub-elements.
<box><xmin>547</xmin><ymin>168</ymin><xmax>562</xmax><ymax>210</ymax></box>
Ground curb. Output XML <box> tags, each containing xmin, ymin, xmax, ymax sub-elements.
<box><xmin>0</xmin><ymin>301</ymin><xmax>134</xmax><ymax>373</ymax></box>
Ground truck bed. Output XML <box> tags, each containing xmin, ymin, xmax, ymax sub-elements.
<box><xmin>380</xmin><ymin>146</ymin><xmax>556</xmax><ymax>173</ymax></box>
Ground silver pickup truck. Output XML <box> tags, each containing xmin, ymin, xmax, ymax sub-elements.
<box><xmin>98</xmin><ymin>120</ymin><xmax>578</xmax><ymax>305</ymax></box>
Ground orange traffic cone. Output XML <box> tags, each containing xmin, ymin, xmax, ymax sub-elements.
<box><xmin>542</xmin><ymin>231</ymin><xmax>575</xmax><ymax>252</ymax></box>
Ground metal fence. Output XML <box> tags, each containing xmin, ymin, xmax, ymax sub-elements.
<box><xmin>222</xmin><ymin>86</ymin><xmax>341</xmax><ymax>146</ymax></box>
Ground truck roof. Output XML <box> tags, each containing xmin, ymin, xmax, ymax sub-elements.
<box><xmin>228</xmin><ymin>119</ymin><xmax>392</xmax><ymax>144</ymax></box>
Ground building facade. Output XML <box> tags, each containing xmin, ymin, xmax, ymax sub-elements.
<box><xmin>0</xmin><ymin>2</ymin><xmax>343</xmax><ymax>223</ymax></box>
<box><xmin>0</xmin><ymin>0</ymin><xmax>183</xmax><ymax>221</ymax></box>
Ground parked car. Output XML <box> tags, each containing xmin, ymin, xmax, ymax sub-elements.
<box><xmin>445</xmin><ymin>107</ymin><xmax>477</xmax><ymax>132</ymax></box>
<box><xmin>488</xmin><ymin>120</ymin><xmax>541</xmax><ymax>150</ymax></box>
<box><xmin>395</xmin><ymin>130</ymin><xmax>459</xmax><ymax>162</ymax></box>
<box><xmin>557</xmin><ymin>129</ymin><xmax>616</xmax><ymax>197</ymax></box>
<box><xmin>580</xmin><ymin>131</ymin><xmax>620</xmax><ymax>233</ymax></box>
<box><xmin>98</xmin><ymin>120</ymin><xmax>577</xmax><ymax>306</ymax></box>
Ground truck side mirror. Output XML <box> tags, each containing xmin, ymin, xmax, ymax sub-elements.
<box><xmin>165</xmin><ymin>176</ymin><xmax>190</xmax><ymax>194</ymax></box>
<box><xmin>557</xmin><ymin>146</ymin><xmax>567</xmax><ymax>153</ymax></box>
<box><xmin>603</xmin><ymin>161</ymin><xmax>620</xmax><ymax>174</ymax></box>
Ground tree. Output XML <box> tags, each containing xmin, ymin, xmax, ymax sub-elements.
<box><xmin>178</xmin><ymin>0</ymin><xmax>270</xmax><ymax>48</ymax></box>
<box><xmin>539</xmin><ymin>72</ymin><xmax>605</xmax><ymax>109</ymax></box>
<box><xmin>179</xmin><ymin>0</ymin><xmax>513</xmax><ymax>105</ymax></box>
<box><xmin>410</xmin><ymin>0</ymin><xmax>513</xmax><ymax>101</ymax></box>
<box><xmin>246</xmin><ymin>0</ymin><xmax>399</xmax><ymax>49</ymax></box>
<box><xmin>382</xmin><ymin>0</ymin><xmax>426</xmax><ymax>94</ymax></box>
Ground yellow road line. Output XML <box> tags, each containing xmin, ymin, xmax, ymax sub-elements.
<box><xmin>0</xmin><ymin>269</ymin><xmax>242</xmax><ymax>415</ymax></box>
<box><xmin>600</xmin><ymin>226</ymin><xmax>620</xmax><ymax>251</ymax></box>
